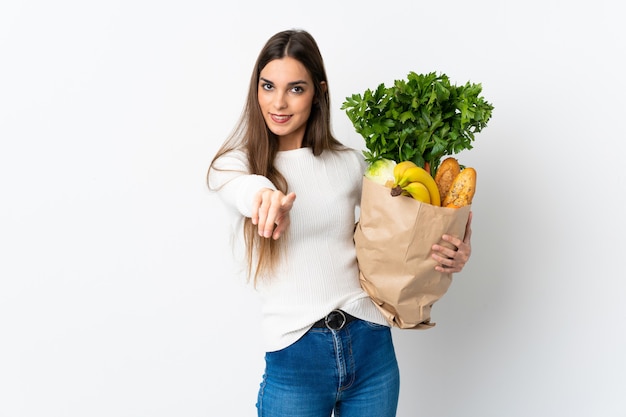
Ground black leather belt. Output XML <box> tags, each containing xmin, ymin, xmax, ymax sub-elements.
<box><xmin>312</xmin><ymin>310</ymin><xmax>358</xmax><ymax>330</ymax></box>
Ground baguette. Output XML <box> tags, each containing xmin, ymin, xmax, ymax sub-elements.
<box><xmin>434</xmin><ymin>157</ymin><xmax>461</xmax><ymax>201</ymax></box>
<box><xmin>442</xmin><ymin>167</ymin><xmax>476</xmax><ymax>208</ymax></box>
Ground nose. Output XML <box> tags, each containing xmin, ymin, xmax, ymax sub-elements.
<box><xmin>273</xmin><ymin>91</ymin><xmax>287</xmax><ymax>110</ymax></box>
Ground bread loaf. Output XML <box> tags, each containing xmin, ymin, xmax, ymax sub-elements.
<box><xmin>442</xmin><ymin>167</ymin><xmax>476</xmax><ymax>208</ymax></box>
<box><xmin>434</xmin><ymin>157</ymin><xmax>461</xmax><ymax>201</ymax></box>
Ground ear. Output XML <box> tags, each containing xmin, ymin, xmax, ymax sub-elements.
<box><xmin>316</xmin><ymin>81</ymin><xmax>328</xmax><ymax>105</ymax></box>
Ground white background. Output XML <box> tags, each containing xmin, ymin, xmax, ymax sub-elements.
<box><xmin>1</xmin><ymin>1</ymin><xmax>625</xmax><ymax>416</ymax></box>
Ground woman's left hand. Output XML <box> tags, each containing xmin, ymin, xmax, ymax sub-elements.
<box><xmin>431</xmin><ymin>211</ymin><xmax>473</xmax><ymax>273</ymax></box>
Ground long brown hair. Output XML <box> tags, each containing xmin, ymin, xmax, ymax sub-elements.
<box><xmin>207</xmin><ymin>29</ymin><xmax>345</xmax><ymax>283</ymax></box>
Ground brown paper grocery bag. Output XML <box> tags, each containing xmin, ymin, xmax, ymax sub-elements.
<box><xmin>354</xmin><ymin>177</ymin><xmax>471</xmax><ymax>329</ymax></box>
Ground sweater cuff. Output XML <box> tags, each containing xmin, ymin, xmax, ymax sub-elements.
<box><xmin>235</xmin><ymin>175</ymin><xmax>277</xmax><ymax>218</ymax></box>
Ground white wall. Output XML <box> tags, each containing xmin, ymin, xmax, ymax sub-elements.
<box><xmin>1</xmin><ymin>1</ymin><xmax>624</xmax><ymax>416</ymax></box>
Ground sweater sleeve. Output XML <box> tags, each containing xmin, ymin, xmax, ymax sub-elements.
<box><xmin>208</xmin><ymin>150</ymin><xmax>277</xmax><ymax>218</ymax></box>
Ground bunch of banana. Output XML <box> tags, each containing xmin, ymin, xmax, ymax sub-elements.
<box><xmin>390</xmin><ymin>161</ymin><xmax>441</xmax><ymax>206</ymax></box>
<box><xmin>435</xmin><ymin>157</ymin><xmax>476</xmax><ymax>208</ymax></box>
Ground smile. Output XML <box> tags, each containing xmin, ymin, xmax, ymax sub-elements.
<box><xmin>270</xmin><ymin>114</ymin><xmax>292</xmax><ymax>123</ymax></box>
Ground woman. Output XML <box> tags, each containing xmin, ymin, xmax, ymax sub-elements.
<box><xmin>207</xmin><ymin>29</ymin><xmax>472</xmax><ymax>417</ymax></box>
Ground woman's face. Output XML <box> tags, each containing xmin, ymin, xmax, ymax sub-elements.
<box><xmin>258</xmin><ymin>57</ymin><xmax>318</xmax><ymax>151</ymax></box>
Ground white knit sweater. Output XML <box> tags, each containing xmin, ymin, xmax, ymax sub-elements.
<box><xmin>208</xmin><ymin>146</ymin><xmax>388</xmax><ymax>352</ymax></box>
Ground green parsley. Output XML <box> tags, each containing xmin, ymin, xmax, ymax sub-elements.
<box><xmin>341</xmin><ymin>71</ymin><xmax>494</xmax><ymax>176</ymax></box>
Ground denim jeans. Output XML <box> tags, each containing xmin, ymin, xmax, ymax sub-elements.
<box><xmin>256</xmin><ymin>319</ymin><xmax>400</xmax><ymax>417</ymax></box>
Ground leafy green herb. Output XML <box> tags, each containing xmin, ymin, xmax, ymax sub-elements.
<box><xmin>341</xmin><ymin>71</ymin><xmax>494</xmax><ymax>175</ymax></box>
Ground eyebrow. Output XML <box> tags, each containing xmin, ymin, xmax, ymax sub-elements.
<box><xmin>259</xmin><ymin>77</ymin><xmax>309</xmax><ymax>87</ymax></box>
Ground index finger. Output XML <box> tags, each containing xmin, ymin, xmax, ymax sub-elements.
<box><xmin>281</xmin><ymin>192</ymin><xmax>296</xmax><ymax>209</ymax></box>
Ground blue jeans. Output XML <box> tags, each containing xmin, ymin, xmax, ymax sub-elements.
<box><xmin>257</xmin><ymin>319</ymin><xmax>400</xmax><ymax>417</ymax></box>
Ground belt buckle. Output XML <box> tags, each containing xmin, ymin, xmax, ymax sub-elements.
<box><xmin>324</xmin><ymin>310</ymin><xmax>347</xmax><ymax>330</ymax></box>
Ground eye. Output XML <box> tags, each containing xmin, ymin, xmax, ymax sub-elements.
<box><xmin>261</xmin><ymin>83</ymin><xmax>273</xmax><ymax>91</ymax></box>
<box><xmin>291</xmin><ymin>86</ymin><xmax>304</xmax><ymax>94</ymax></box>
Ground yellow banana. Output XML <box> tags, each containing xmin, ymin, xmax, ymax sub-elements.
<box><xmin>402</xmin><ymin>181</ymin><xmax>431</xmax><ymax>203</ymax></box>
<box><xmin>397</xmin><ymin>166</ymin><xmax>441</xmax><ymax>206</ymax></box>
<box><xmin>393</xmin><ymin>161</ymin><xmax>418</xmax><ymax>186</ymax></box>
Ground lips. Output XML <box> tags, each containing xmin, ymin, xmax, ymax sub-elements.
<box><xmin>270</xmin><ymin>114</ymin><xmax>292</xmax><ymax>124</ymax></box>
